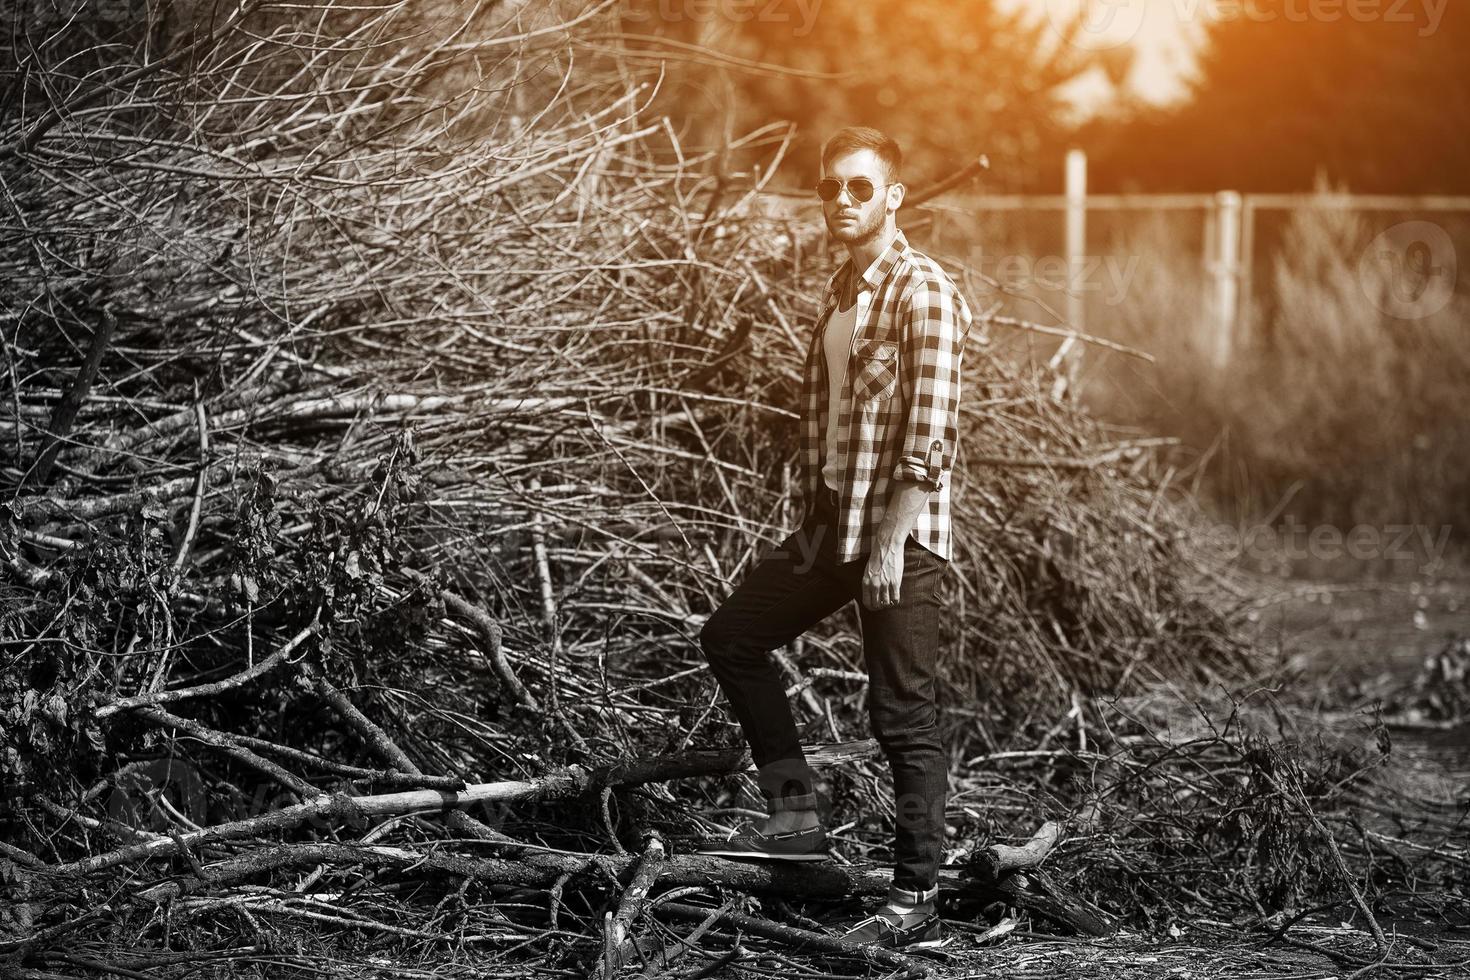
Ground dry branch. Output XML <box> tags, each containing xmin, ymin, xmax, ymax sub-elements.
<box><xmin>96</xmin><ymin>620</ymin><xmax>319</xmax><ymax>719</ymax></box>
<box><xmin>654</xmin><ymin>900</ymin><xmax>933</xmax><ymax>977</ymax></box>
<box><xmin>599</xmin><ymin>831</ymin><xmax>668</xmax><ymax>977</ymax></box>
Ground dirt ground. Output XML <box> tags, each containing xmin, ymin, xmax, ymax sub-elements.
<box><xmin>1245</xmin><ymin>573</ymin><xmax>1470</xmax><ymax>691</ymax></box>
<box><xmin>923</xmin><ymin>570</ymin><xmax>1470</xmax><ymax>980</ymax></box>
<box><xmin>909</xmin><ymin>926</ymin><xmax>1459</xmax><ymax>979</ymax></box>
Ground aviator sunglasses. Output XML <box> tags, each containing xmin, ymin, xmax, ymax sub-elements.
<box><xmin>815</xmin><ymin>177</ymin><xmax>887</xmax><ymax>203</ymax></box>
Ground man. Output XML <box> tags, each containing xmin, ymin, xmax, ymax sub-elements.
<box><xmin>694</xmin><ymin>126</ymin><xmax>972</xmax><ymax>950</ymax></box>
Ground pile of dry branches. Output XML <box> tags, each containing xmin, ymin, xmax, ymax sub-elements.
<box><xmin>3</xmin><ymin>2</ymin><xmax>1463</xmax><ymax>977</ymax></box>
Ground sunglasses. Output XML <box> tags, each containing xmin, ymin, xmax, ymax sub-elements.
<box><xmin>815</xmin><ymin>177</ymin><xmax>887</xmax><ymax>203</ymax></box>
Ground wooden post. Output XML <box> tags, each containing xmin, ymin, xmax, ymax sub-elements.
<box><xmin>1065</xmin><ymin>149</ymin><xmax>1087</xmax><ymax>335</ymax></box>
<box><xmin>1211</xmin><ymin>190</ymin><xmax>1242</xmax><ymax>369</ymax></box>
<box><xmin>1239</xmin><ymin>197</ymin><xmax>1256</xmax><ymax>340</ymax></box>
<box><xmin>1050</xmin><ymin>149</ymin><xmax>1087</xmax><ymax>399</ymax></box>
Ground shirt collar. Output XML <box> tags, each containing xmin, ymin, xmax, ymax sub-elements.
<box><xmin>825</xmin><ymin>229</ymin><xmax>909</xmax><ymax>301</ymax></box>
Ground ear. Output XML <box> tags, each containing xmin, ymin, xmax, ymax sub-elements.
<box><xmin>886</xmin><ymin>182</ymin><xmax>905</xmax><ymax>213</ymax></box>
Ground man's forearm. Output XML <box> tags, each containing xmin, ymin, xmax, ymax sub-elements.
<box><xmin>874</xmin><ymin>480</ymin><xmax>932</xmax><ymax>558</ymax></box>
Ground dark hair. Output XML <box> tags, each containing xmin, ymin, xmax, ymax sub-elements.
<box><xmin>821</xmin><ymin>127</ymin><xmax>902</xmax><ymax>184</ymax></box>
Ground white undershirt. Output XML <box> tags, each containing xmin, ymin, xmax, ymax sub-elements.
<box><xmin>820</xmin><ymin>252</ymin><xmax>884</xmax><ymax>493</ymax></box>
<box><xmin>820</xmin><ymin>299</ymin><xmax>862</xmax><ymax>492</ymax></box>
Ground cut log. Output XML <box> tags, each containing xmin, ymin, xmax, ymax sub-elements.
<box><xmin>37</xmin><ymin>737</ymin><xmax>1114</xmax><ymax>937</ymax></box>
<box><xmin>962</xmin><ymin>819</ymin><xmax>1114</xmax><ymax>937</ymax></box>
<box><xmin>121</xmin><ymin>839</ymin><xmax>1110</xmax><ymax>937</ymax></box>
<box><xmin>51</xmin><ymin>741</ymin><xmax>880</xmax><ymax>877</ymax></box>
<box><xmin>997</xmin><ymin>869</ymin><xmax>1113</xmax><ymax>938</ymax></box>
<box><xmin>973</xmin><ymin>819</ymin><xmax>1062</xmax><ymax>881</ymax></box>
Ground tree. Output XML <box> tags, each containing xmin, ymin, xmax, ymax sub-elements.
<box><xmin>1079</xmin><ymin>1</ymin><xmax>1470</xmax><ymax>193</ymax></box>
<box><xmin>618</xmin><ymin>0</ymin><xmax>1112</xmax><ymax>190</ymax></box>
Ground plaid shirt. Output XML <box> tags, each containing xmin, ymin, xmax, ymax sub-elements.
<box><xmin>798</xmin><ymin>230</ymin><xmax>972</xmax><ymax>562</ymax></box>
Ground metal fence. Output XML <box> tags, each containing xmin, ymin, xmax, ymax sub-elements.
<box><xmin>918</xmin><ymin>151</ymin><xmax>1470</xmax><ymax>370</ymax></box>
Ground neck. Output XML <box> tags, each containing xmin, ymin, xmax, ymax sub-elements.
<box><xmin>845</xmin><ymin>220</ymin><xmax>897</xmax><ymax>279</ymax></box>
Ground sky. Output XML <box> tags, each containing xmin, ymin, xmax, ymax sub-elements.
<box><xmin>999</xmin><ymin>0</ymin><xmax>1205</xmax><ymax>115</ymax></box>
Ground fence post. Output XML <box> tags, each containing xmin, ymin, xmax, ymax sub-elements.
<box><xmin>1211</xmin><ymin>190</ymin><xmax>1242</xmax><ymax>369</ymax></box>
<box><xmin>1238</xmin><ymin>197</ymin><xmax>1256</xmax><ymax>339</ymax></box>
<box><xmin>1050</xmin><ymin>149</ymin><xmax>1087</xmax><ymax>399</ymax></box>
<box><xmin>1065</xmin><ymin>149</ymin><xmax>1087</xmax><ymax>335</ymax></box>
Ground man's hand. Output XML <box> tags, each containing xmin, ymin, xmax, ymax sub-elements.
<box><xmin>863</xmin><ymin>480</ymin><xmax>930</xmax><ymax>609</ymax></box>
<box><xmin>862</xmin><ymin>541</ymin><xmax>905</xmax><ymax>610</ymax></box>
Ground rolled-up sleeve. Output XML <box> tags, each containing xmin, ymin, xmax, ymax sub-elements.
<box><xmin>892</xmin><ymin>274</ymin><xmax>968</xmax><ymax>491</ymax></box>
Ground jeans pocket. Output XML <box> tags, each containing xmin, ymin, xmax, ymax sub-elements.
<box><xmin>902</xmin><ymin>539</ymin><xmax>946</xmax><ymax>602</ymax></box>
<box><xmin>928</xmin><ymin>555</ymin><xmax>948</xmax><ymax>602</ymax></box>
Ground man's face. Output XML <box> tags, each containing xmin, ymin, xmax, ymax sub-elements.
<box><xmin>820</xmin><ymin>148</ymin><xmax>900</xmax><ymax>245</ymax></box>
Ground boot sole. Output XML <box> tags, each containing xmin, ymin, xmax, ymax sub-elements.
<box><xmin>841</xmin><ymin>927</ymin><xmax>953</xmax><ymax>950</ymax></box>
<box><xmin>906</xmin><ymin>935</ymin><xmax>953</xmax><ymax>950</ymax></box>
<box><xmin>693</xmin><ymin>848</ymin><xmax>831</xmax><ymax>862</ymax></box>
<box><xmin>859</xmin><ymin>935</ymin><xmax>952</xmax><ymax>953</ymax></box>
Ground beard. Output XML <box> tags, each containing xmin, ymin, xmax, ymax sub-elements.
<box><xmin>825</xmin><ymin>204</ymin><xmax>884</xmax><ymax>244</ymax></box>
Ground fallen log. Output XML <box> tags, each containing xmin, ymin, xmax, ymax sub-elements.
<box><xmin>962</xmin><ymin>815</ymin><xmax>1115</xmax><ymax>938</ymax></box>
<box><xmin>123</xmin><ymin>841</ymin><xmax>885</xmax><ymax>905</ymax></box>
<box><xmin>119</xmin><ymin>839</ymin><xmax>1108</xmax><ymax>938</ymax></box>
<box><xmin>34</xmin><ymin>737</ymin><xmax>1111</xmax><ymax>937</ymax></box>
<box><xmin>994</xmin><ymin>868</ymin><xmax>1113</xmax><ymax>939</ymax></box>
<box><xmin>49</xmin><ymin>741</ymin><xmax>882</xmax><ymax>877</ymax></box>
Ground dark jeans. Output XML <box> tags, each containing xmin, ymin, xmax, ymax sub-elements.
<box><xmin>698</xmin><ymin>486</ymin><xmax>950</xmax><ymax>891</ymax></box>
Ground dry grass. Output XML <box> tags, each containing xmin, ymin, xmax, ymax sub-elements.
<box><xmin>1068</xmin><ymin>195</ymin><xmax>1470</xmax><ymax>573</ymax></box>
